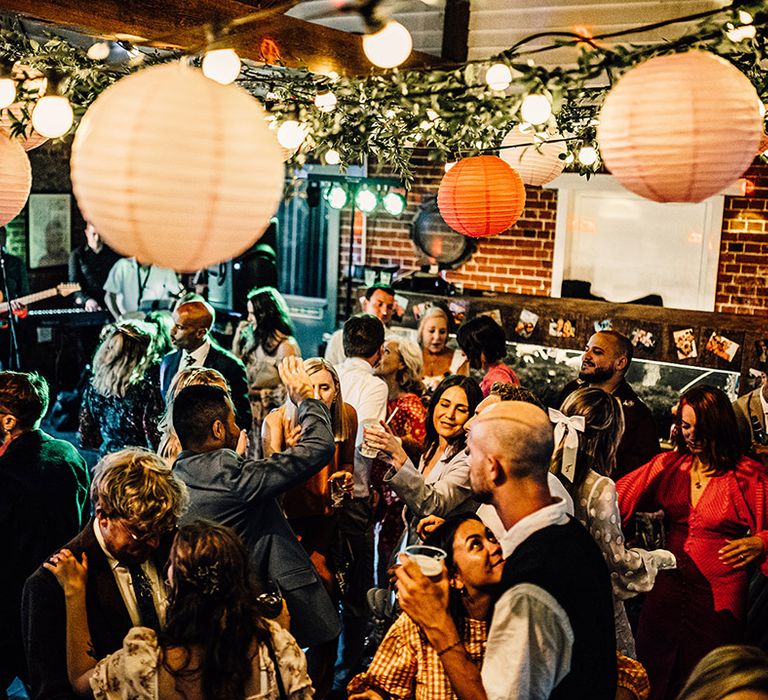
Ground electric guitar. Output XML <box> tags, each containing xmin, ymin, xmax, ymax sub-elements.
<box><xmin>0</xmin><ymin>282</ymin><xmax>80</xmax><ymax>316</ymax></box>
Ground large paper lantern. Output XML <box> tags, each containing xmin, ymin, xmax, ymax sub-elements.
<box><xmin>0</xmin><ymin>133</ymin><xmax>31</xmax><ymax>226</ymax></box>
<box><xmin>0</xmin><ymin>65</ymin><xmax>49</xmax><ymax>151</ymax></box>
<box><xmin>499</xmin><ymin>126</ymin><xmax>567</xmax><ymax>186</ymax></box>
<box><xmin>437</xmin><ymin>155</ymin><xmax>526</xmax><ymax>238</ymax></box>
<box><xmin>598</xmin><ymin>51</ymin><xmax>761</xmax><ymax>203</ymax></box>
<box><xmin>71</xmin><ymin>62</ymin><xmax>285</xmax><ymax>272</ymax></box>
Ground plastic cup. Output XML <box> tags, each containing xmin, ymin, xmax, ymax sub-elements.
<box><xmin>359</xmin><ymin>418</ymin><xmax>384</xmax><ymax>458</ymax></box>
<box><xmin>404</xmin><ymin>545</ymin><xmax>446</xmax><ymax>577</ymax></box>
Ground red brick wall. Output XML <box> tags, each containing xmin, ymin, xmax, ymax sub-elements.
<box><xmin>340</xmin><ymin>158</ymin><xmax>768</xmax><ymax>317</ymax></box>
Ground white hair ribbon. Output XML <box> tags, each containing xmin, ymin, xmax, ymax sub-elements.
<box><xmin>548</xmin><ymin>408</ymin><xmax>585</xmax><ymax>483</ymax></box>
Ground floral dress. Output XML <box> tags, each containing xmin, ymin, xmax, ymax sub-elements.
<box><xmin>89</xmin><ymin>623</ymin><xmax>314</xmax><ymax>700</ymax></box>
<box><xmin>370</xmin><ymin>393</ymin><xmax>427</xmax><ymax>581</ymax></box>
<box><xmin>573</xmin><ymin>469</ymin><xmax>676</xmax><ymax>658</ymax></box>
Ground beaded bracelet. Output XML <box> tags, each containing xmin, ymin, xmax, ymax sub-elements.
<box><xmin>436</xmin><ymin>639</ymin><xmax>463</xmax><ymax>657</ymax></box>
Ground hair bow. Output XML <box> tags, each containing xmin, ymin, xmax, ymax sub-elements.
<box><xmin>548</xmin><ymin>408</ymin><xmax>585</xmax><ymax>483</ymax></box>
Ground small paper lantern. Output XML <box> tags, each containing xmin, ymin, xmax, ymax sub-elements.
<box><xmin>499</xmin><ymin>126</ymin><xmax>566</xmax><ymax>186</ymax></box>
<box><xmin>71</xmin><ymin>62</ymin><xmax>285</xmax><ymax>272</ymax></box>
<box><xmin>437</xmin><ymin>155</ymin><xmax>526</xmax><ymax>238</ymax></box>
<box><xmin>0</xmin><ymin>133</ymin><xmax>31</xmax><ymax>226</ymax></box>
<box><xmin>598</xmin><ymin>51</ymin><xmax>761</xmax><ymax>203</ymax></box>
<box><xmin>0</xmin><ymin>65</ymin><xmax>49</xmax><ymax>151</ymax></box>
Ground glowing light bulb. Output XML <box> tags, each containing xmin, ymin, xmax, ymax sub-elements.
<box><xmin>326</xmin><ymin>184</ymin><xmax>348</xmax><ymax>209</ymax></box>
<box><xmin>564</xmin><ymin>153</ymin><xmax>575</xmax><ymax>165</ymax></box>
<box><xmin>202</xmin><ymin>49</ymin><xmax>241</xmax><ymax>84</ymax></box>
<box><xmin>520</xmin><ymin>93</ymin><xmax>552</xmax><ymax>125</ymax></box>
<box><xmin>577</xmin><ymin>145</ymin><xmax>598</xmax><ymax>166</ymax></box>
<box><xmin>31</xmin><ymin>95</ymin><xmax>73</xmax><ymax>138</ymax></box>
<box><xmin>739</xmin><ymin>10</ymin><xmax>753</xmax><ymax>24</ymax></box>
<box><xmin>324</xmin><ymin>149</ymin><xmax>341</xmax><ymax>165</ymax></box>
<box><xmin>0</xmin><ymin>78</ymin><xmax>15</xmax><ymax>109</ymax></box>
<box><xmin>276</xmin><ymin>120</ymin><xmax>307</xmax><ymax>150</ymax></box>
<box><xmin>87</xmin><ymin>41</ymin><xmax>111</xmax><ymax>61</ymax></box>
<box><xmin>314</xmin><ymin>91</ymin><xmax>337</xmax><ymax>113</ymax></box>
<box><xmin>759</xmin><ymin>101</ymin><xmax>766</xmax><ymax>118</ymax></box>
<box><xmin>363</xmin><ymin>21</ymin><xmax>413</xmax><ymax>69</ymax></box>
<box><xmin>355</xmin><ymin>187</ymin><xmax>378</xmax><ymax>213</ymax></box>
<box><xmin>485</xmin><ymin>63</ymin><xmax>512</xmax><ymax>91</ymax></box>
<box><xmin>727</xmin><ymin>23</ymin><xmax>756</xmax><ymax>41</ymax></box>
<box><xmin>444</xmin><ymin>161</ymin><xmax>456</xmax><ymax>173</ymax></box>
<box><xmin>383</xmin><ymin>192</ymin><xmax>406</xmax><ymax>216</ymax></box>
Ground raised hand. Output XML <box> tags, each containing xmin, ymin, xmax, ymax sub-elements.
<box><xmin>43</xmin><ymin>549</ymin><xmax>88</xmax><ymax>596</ymax></box>
<box><xmin>278</xmin><ymin>356</ymin><xmax>314</xmax><ymax>406</ymax></box>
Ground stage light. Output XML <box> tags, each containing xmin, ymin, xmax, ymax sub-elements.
<box><xmin>326</xmin><ymin>183</ymin><xmax>348</xmax><ymax>209</ymax></box>
<box><xmin>355</xmin><ymin>186</ymin><xmax>378</xmax><ymax>213</ymax></box>
<box><xmin>383</xmin><ymin>191</ymin><xmax>406</xmax><ymax>216</ymax></box>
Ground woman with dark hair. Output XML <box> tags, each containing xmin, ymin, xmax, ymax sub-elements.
<box><xmin>79</xmin><ymin>320</ymin><xmax>164</xmax><ymax>456</ymax></box>
<box><xmin>45</xmin><ymin>520</ymin><xmax>313</xmax><ymax>699</ymax></box>
<box><xmin>618</xmin><ymin>385</ymin><xmax>768</xmax><ymax>700</ymax></box>
<box><xmin>551</xmin><ymin>387</ymin><xmax>675</xmax><ymax>658</ymax></box>
<box><xmin>363</xmin><ymin>375</ymin><xmax>483</xmax><ymax>550</ymax></box>
<box><xmin>233</xmin><ymin>286</ymin><xmax>301</xmax><ymax>457</ymax></box>
<box><xmin>456</xmin><ymin>316</ymin><xmax>518</xmax><ymax>397</ymax></box>
<box><xmin>348</xmin><ymin>514</ymin><xmax>501</xmax><ymax>699</ymax></box>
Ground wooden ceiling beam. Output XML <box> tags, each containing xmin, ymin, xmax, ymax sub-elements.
<box><xmin>0</xmin><ymin>0</ymin><xmax>436</xmax><ymax>75</ymax></box>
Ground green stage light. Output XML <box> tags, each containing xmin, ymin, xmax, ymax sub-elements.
<box><xmin>355</xmin><ymin>186</ymin><xmax>378</xmax><ymax>214</ymax></box>
<box><xmin>326</xmin><ymin>183</ymin><xmax>348</xmax><ymax>209</ymax></box>
<box><xmin>383</xmin><ymin>191</ymin><xmax>406</xmax><ymax>216</ymax></box>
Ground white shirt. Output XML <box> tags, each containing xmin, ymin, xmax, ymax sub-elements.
<box><xmin>93</xmin><ymin>520</ymin><xmax>167</xmax><ymax>627</ymax></box>
<box><xmin>481</xmin><ymin>497</ymin><xmax>574</xmax><ymax>700</ymax></box>
<box><xmin>180</xmin><ymin>339</ymin><xmax>211</xmax><ymax>370</ymax></box>
<box><xmin>337</xmin><ymin>357</ymin><xmax>388</xmax><ymax>497</ymax></box>
<box><xmin>760</xmin><ymin>386</ymin><xmax>768</xmax><ymax>423</ymax></box>
<box><xmin>324</xmin><ymin>326</ymin><xmax>396</xmax><ymax>369</ymax></box>
<box><xmin>103</xmin><ymin>258</ymin><xmax>182</xmax><ymax>313</ymax></box>
<box><xmin>477</xmin><ymin>474</ymin><xmax>574</xmax><ymax>542</ymax></box>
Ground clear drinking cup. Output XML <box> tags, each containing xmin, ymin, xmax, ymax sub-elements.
<box><xmin>359</xmin><ymin>418</ymin><xmax>384</xmax><ymax>458</ymax></box>
<box><xmin>404</xmin><ymin>545</ymin><xmax>447</xmax><ymax>577</ymax></box>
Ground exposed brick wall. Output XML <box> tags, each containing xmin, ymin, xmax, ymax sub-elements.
<box><xmin>340</xmin><ymin>157</ymin><xmax>768</xmax><ymax>318</ymax></box>
<box><xmin>716</xmin><ymin>161</ymin><xmax>768</xmax><ymax>315</ymax></box>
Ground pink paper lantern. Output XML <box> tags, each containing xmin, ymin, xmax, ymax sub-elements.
<box><xmin>598</xmin><ymin>51</ymin><xmax>762</xmax><ymax>203</ymax></box>
<box><xmin>0</xmin><ymin>133</ymin><xmax>31</xmax><ymax>226</ymax></box>
<box><xmin>71</xmin><ymin>62</ymin><xmax>285</xmax><ymax>272</ymax></box>
<box><xmin>499</xmin><ymin>127</ymin><xmax>566</xmax><ymax>186</ymax></box>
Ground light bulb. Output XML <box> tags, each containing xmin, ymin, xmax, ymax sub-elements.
<box><xmin>87</xmin><ymin>41</ymin><xmax>111</xmax><ymax>61</ymax></box>
<box><xmin>202</xmin><ymin>49</ymin><xmax>241</xmax><ymax>84</ymax></box>
<box><xmin>355</xmin><ymin>187</ymin><xmax>378</xmax><ymax>213</ymax></box>
<box><xmin>444</xmin><ymin>161</ymin><xmax>456</xmax><ymax>173</ymax></box>
<box><xmin>577</xmin><ymin>145</ymin><xmax>598</xmax><ymax>166</ymax></box>
<box><xmin>760</xmin><ymin>101</ymin><xmax>766</xmax><ymax>118</ymax></box>
<box><xmin>485</xmin><ymin>63</ymin><xmax>512</xmax><ymax>91</ymax></box>
<box><xmin>324</xmin><ymin>149</ymin><xmax>341</xmax><ymax>165</ymax></box>
<box><xmin>31</xmin><ymin>95</ymin><xmax>73</xmax><ymax>138</ymax></box>
<box><xmin>314</xmin><ymin>91</ymin><xmax>337</xmax><ymax>112</ymax></box>
<box><xmin>0</xmin><ymin>78</ymin><xmax>15</xmax><ymax>109</ymax></box>
<box><xmin>326</xmin><ymin>184</ymin><xmax>348</xmax><ymax>209</ymax></box>
<box><xmin>564</xmin><ymin>153</ymin><xmax>575</xmax><ymax>165</ymax></box>
<box><xmin>383</xmin><ymin>192</ymin><xmax>406</xmax><ymax>216</ymax></box>
<box><xmin>727</xmin><ymin>24</ymin><xmax>756</xmax><ymax>41</ymax></box>
<box><xmin>520</xmin><ymin>93</ymin><xmax>552</xmax><ymax>125</ymax></box>
<box><xmin>739</xmin><ymin>10</ymin><xmax>753</xmax><ymax>24</ymax></box>
<box><xmin>363</xmin><ymin>21</ymin><xmax>413</xmax><ymax>69</ymax></box>
<box><xmin>276</xmin><ymin>120</ymin><xmax>307</xmax><ymax>150</ymax></box>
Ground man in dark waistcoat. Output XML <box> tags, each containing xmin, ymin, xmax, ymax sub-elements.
<box><xmin>397</xmin><ymin>400</ymin><xmax>617</xmax><ymax>700</ymax></box>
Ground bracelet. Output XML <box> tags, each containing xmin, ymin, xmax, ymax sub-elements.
<box><xmin>436</xmin><ymin>639</ymin><xmax>463</xmax><ymax>657</ymax></box>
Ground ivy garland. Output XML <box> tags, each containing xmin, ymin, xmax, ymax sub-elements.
<box><xmin>0</xmin><ymin>1</ymin><xmax>766</xmax><ymax>184</ymax></box>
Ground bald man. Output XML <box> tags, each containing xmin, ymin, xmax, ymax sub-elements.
<box><xmin>397</xmin><ymin>401</ymin><xmax>616</xmax><ymax>700</ymax></box>
<box><xmin>159</xmin><ymin>300</ymin><xmax>252</xmax><ymax>431</ymax></box>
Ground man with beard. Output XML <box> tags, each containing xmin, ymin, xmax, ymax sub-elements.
<box><xmin>0</xmin><ymin>371</ymin><xmax>90</xmax><ymax>697</ymax></box>
<box><xmin>22</xmin><ymin>448</ymin><xmax>188</xmax><ymax>700</ymax></box>
<box><xmin>559</xmin><ymin>330</ymin><xmax>658</xmax><ymax>478</ymax></box>
<box><xmin>396</xmin><ymin>401</ymin><xmax>617</xmax><ymax>699</ymax></box>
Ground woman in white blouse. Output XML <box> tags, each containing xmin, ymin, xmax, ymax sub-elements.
<box><xmin>550</xmin><ymin>386</ymin><xmax>676</xmax><ymax>658</ymax></box>
<box><xmin>363</xmin><ymin>375</ymin><xmax>483</xmax><ymax>553</ymax></box>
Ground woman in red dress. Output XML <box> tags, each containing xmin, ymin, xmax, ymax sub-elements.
<box><xmin>617</xmin><ymin>385</ymin><xmax>768</xmax><ymax>700</ymax></box>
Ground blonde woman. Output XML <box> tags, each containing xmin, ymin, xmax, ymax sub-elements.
<box><xmin>79</xmin><ymin>321</ymin><xmax>164</xmax><ymax>456</ymax></box>
<box><xmin>418</xmin><ymin>305</ymin><xmax>467</xmax><ymax>394</ymax></box>
<box><xmin>157</xmin><ymin>367</ymin><xmax>229</xmax><ymax>462</ymax></box>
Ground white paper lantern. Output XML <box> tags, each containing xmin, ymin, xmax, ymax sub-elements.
<box><xmin>0</xmin><ymin>64</ymin><xmax>49</xmax><ymax>151</ymax></box>
<box><xmin>71</xmin><ymin>62</ymin><xmax>285</xmax><ymax>272</ymax></box>
<box><xmin>0</xmin><ymin>133</ymin><xmax>31</xmax><ymax>226</ymax></box>
<box><xmin>598</xmin><ymin>51</ymin><xmax>762</xmax><ymax>203</ymax></box>
<box><xmin>499</xmin><ymin>127</ymin><xmax>566</xmax><ymax>186</ymax></box>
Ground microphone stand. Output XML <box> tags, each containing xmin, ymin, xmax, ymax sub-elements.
<box><xmin>0</xmin><ymin>245</ymin><xmax>22</xmax><ymax>370</ymax></box>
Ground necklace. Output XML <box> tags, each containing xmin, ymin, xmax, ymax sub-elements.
<box><xmin>692</xmin><ymin>459</ymin><xmax>712</xmax><ymax>489</ymax></box>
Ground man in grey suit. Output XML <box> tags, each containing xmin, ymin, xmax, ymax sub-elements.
<box><xmin>160</xmin><ymin>299</ymin><xmax>252</xmax><ymax>431</ymax></box>
<box><xmin>733</xmin><ymin>362</ymin><xmax>768</xmax><ymax>466</ymax></box>
<box><xmin>171</xmin><ymin>356</ymin><xmax>340</xmax><ymax>655</ymax></box>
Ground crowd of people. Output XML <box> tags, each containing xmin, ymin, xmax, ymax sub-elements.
<box><xmin>4</xmin><ymin>269</ymin><xmax>768</xmax><ymax>700</ymax></box>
